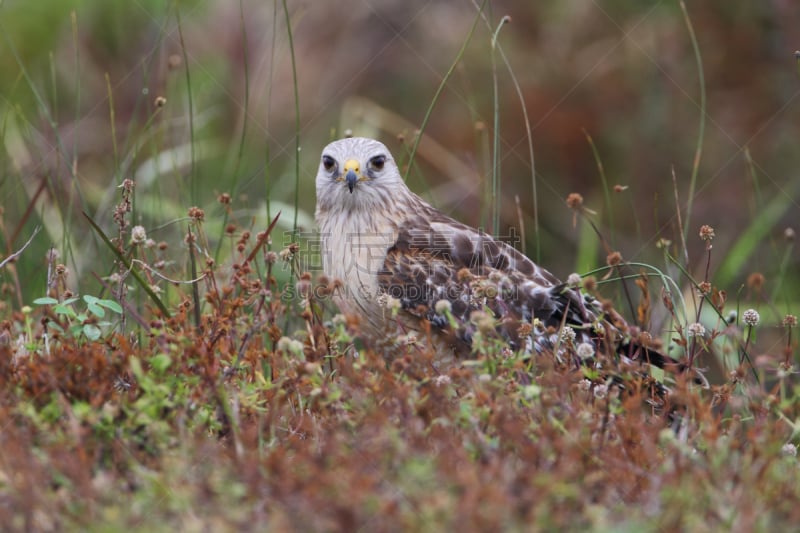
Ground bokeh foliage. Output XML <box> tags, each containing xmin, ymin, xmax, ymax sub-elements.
<box><xmin>1</xmin><ymin>0</ymin><xmax>798</xmax><ymax>304</ymax></box>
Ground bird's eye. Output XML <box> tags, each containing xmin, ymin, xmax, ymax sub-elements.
<box><xmin>369</xmin><ymin>155</ymin><xmax>386</xmax><ymax>172</ymax></box>
<box><xmin>322</xmin><ymin>155</ymin><xmax>336</xmax><ymax>172</ymax></box>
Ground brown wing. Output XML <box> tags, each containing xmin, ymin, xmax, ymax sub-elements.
<box><xmin>377</xmin><ymin>207</ymin><xmax>603</xmax><ymax>354</ymax></box>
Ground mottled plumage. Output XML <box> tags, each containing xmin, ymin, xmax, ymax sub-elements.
<box><xmin>315</xmin><ymin>137</ymin><xmax>665</xmax><ymax>369</ymax></box>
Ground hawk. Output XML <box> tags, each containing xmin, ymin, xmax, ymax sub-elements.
<box><xmin>315</xmin><ymin>136</ymin><xmax>671</xmax><ymax>370</ymax></box>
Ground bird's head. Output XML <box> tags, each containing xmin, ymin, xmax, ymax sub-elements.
<box><xmin>316</xmin><ymin>137</ymin><xmax>405</xmax><ymax>211</ymax></box>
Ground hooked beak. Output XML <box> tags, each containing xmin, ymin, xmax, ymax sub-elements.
<box><xmin>346</xmin><ymin>170</ymin><xmax>358</xmax><ymax>193</ymax></box>
<box><xmin>343</xmin><ymin>159</ymin><xmax>361</xmax><ymax>194</ymax></box>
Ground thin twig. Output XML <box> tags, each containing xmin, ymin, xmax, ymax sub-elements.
<box><xmin>0</xmin><ymin>226</ymin><xmax>41</xmax><ymax>270</ymax></box>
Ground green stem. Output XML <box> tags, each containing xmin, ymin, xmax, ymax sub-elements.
<box><xmin>490</xmin><ymin>17</ymin><xmax>509</xmax><ymax>237</ymax></box>
<box><xmin>175</xmin><ymin>2</ymin><xmax>196</xmax><ymax>204</ymax></box>
<box><xmin>678</xmin><ymin>1</ymin><xmax>706</xmax><ymax>266</ymax></box>
<box><xmin>282</xmin><ymin>0</ymin><xmax>301</xmax><ymax>236</ymax></box>
<box><xmin>404</xmin><ymin>0</ymin><xmax>489</xmax><ymax>181</ymax></box>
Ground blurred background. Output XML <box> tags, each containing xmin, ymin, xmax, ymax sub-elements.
<box><xmin>1</xmin><ymin>0</ymin><xmax>798</xmax><ymax>324</ymax></box>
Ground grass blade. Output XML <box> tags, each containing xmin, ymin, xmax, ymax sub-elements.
<box><xmin>404</xmin><ymin>0</ymin><xmax>488</xmax><ymax>182</ymax></box>
<box><xmin>678</xmin><ymin>1</ymin><xmax>706</xmax><ymax>266</ymax></box>
<box><xmin>281</xmin><ymin>0</ymin><xmax>301</xmax><ymax>236</ymax></box>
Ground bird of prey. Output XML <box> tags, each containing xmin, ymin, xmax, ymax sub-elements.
<box><xmin>314</xmin><ymin>136</ymin><xmax>668</xmax><ymax>370</ymax></box>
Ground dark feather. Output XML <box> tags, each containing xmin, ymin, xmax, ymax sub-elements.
<box><xmin>377</xmin><ymin>205</ymin><xmax>681</xmax><ymax>373</ymax></box>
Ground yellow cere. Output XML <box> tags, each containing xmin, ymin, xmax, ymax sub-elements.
<box><xmin>343</xmin><ymin>159</ymin><xmax>361</xmax><ymax>174</ymax></box>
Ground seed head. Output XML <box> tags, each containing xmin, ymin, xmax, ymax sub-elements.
<box><xmin>566</xmin><ymin>192</ymin><xmax>584</xmax><ymax>210</ymax></box>
<box><xmin>434</xmin><ymin>375</ymin><xmax>452</xmax><ymax>387</ymax></box>
<box><xmin>576</xmin><ymin>342</ymin><xmax>595</xmax><ymax>359</ymax></box>
<box><xmin>686</xmin><ymin>322</ymin><xmax>706</xmax><ymax>338</ymax></box>
<box><xmin>697</xmin><ymin>281</ymin><xmax>711</xmax><ymax>295</ymax></box>
<box><xmin>593</xmin><ymin>383</ymin><xmax>608</xmax><ymax>399</ymax></box>
<box><xmin>517</xmin><ymin>322</ymin><xmax>533</xmax><ymax>338</ymax></box>
<box><xmin>277</xmin><ymin>336</ymin><xmax>304</xmax><ymax>355</ymax></box>
<box><xmin>559</xmin><ymin>327</ymin><xmax>577</xmax><ymax>344</ymax></box>
<box><xmin>130</xmin><ymin>225</ymin><xmax>147</xmax><ymax>245</ymax></box>
<box><xmin>188</xmin><ymin>206</ymin><xmax>205</xmax><ymax>222</ymax></box>
<box><xmin>742</xmin><ymin>308</ymin><xmax>760</xmax><ymax>327</ymax></box>
<box><xmin>470</xmin><ymin>310</ymin><xmax>495</xmax><ymax>334</ymax></box>
<box><xmin>699</xmin><ymin>225</ymin><xmax>715</xmax><ymax>242</ymax></box>
<box><xmin>606</xmin><ymin>251</ymin><xmax>623</xmax><ymax>267</ymax></box>
<box><xmin>782</xmin><ymin>443</ymin><xmax>797</xmax><ymax>457</ymax></box>
<box><xmin>279</xmin><ymin>247</ymin><xmax>294</xmax><ymax>262</ymax></box>
<box><xmin>434</xmin><ymin>299</ymin><xmax>452</xmax><ymax>315</ymax></box>
<box><xmin>456</xmin><ymin>268</ymin><xmax>473</xmax><ymax>283</ymax></box>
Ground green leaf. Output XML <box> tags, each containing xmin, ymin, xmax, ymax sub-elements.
<box><xmin>72</xmin><ymin>401</ymin><xmax>92</xmax><ymax>418</ymax></box>
<box><xmin>98</xmin><ymin>298</ymin><xmax>123</xmax><ymax>314</ymax></box>
<box><xmin>33</xmin><ymin>297</ymin><xmax>58</xmax><ymax>305</ymax></box>
<box><xmin>87</xmin><ymin>302</ymin><xmax>105</xmax><ymax>318</ymax></box>
<box><xmin>150</xmin><ymin>353</ymin><xmax>172</xmax><ymax>373</ymax></box>
<box><xmin>83</xmin><ymin>295</ymin><xmax>103</xmax><ymax>317</ymax></box>
<box><xmin>716</xmin><ymin>187</ymin><xmax>799</xmax><ymax>287</ymax></box>
<box><xmin>54</xmin><ymin>304</ymin><xmax>78</xmax><ymax>319</ymax></box>
<box><xmin>83</xmin><ymin>324</ymin><xmax>101</xmax><ymax>341</ymax></box>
